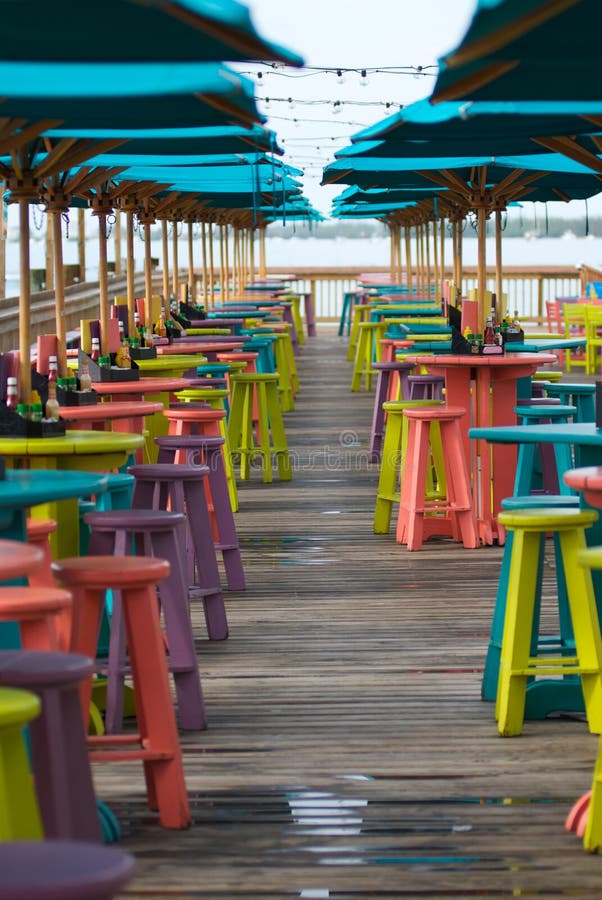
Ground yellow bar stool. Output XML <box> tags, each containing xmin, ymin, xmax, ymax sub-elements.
<box><xmin>228</xmin><ymin>373</ymin><xmax>292</xmax><ymax>484</ymax></box>
<box><xmin>347</xmin><ymin>303</ymin><xmax>372</xmax><ymax>362</ymax></box>
<box><xmin>496</xmin><ymin>508</ymin><xmax>602</xmax><ymax>737</ymax></box>
<box><xmin>284</xmin><ymin>293</ymin><xmax>305</xmax><ymax>346</ymax></box>
<box><xmin>0</xmin><ymin>686</ymin><xmax>43</xmax><ymax>840</ymax></box>
<box><xmin>351</xmin><ymin>321</ymin><xmax>387</xmax><ymax>392</ymax></box>
<box><xmin>374</xmin><ymin>399</ymin><xmax>445</xmax><ymax>534</ymax></box>
<box><xmin>567</xmin><ymin>545</ymin><xmax>602</xmax><ymax>853</ymax></box>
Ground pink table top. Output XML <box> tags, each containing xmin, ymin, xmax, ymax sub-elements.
<box><xmin>564</xmin><ymin>467</ymin><xmax>602</xmax><ymax>507</ymax></box>
<box><xmin>404</xmin><ymin>352</ymin><xmax>557</xmax><ymax>371</ymax></box>
<box><xmin>156</xmin><ymin>341</ymin><xmax>243</xmax><ymax>355</ymax></box>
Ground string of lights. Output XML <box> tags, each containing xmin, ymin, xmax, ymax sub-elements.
<box><xmin>241</xmin><ymin>64</ymin><xmax>438</xmax><ymax>81</ymax></box>
<box><xmin>259</xmin><ymin>96</ymin><xmax>403</xmax><ymax>110</ymax></box>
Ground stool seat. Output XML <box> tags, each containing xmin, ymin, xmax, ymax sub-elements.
<box><xmin>0</xmin><ymin>649</ymin><xmax>92</xmax><ymax>686</ymax></box>
<box><xmin>0</xmin><ymin>840</ymin><xmax>135</xmax><ymax>899</ymax></box>
<box><xmin>129</xmin><ymin>462</ymin><xmax>209</xmax><ymax>482</ymax></box>
<box><xmin>52</xmin><ymin>555</ymin><xmax>170</xmax><ymax>590</ymax></box>
<box><xmin>498</xmin><ymin>506</ymin><xmax>597</xmax><ymax>531</ymax></box>
<box><xmin>0</xmin><ymin>684</ymin><xmax>40</xmax><ymax>728</ymax></box>
<box><xmin>87</xmin><ymin>508</ymin><xmax>183</xmax><ymax>530</ymax></box>
<box><xmin>0</xmin><ymin>539</ymin><xmax>44</xmax><ymax>582</ymax></box>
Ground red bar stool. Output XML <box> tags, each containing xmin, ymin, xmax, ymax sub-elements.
<box><xmin>26</xmin><ymin>518</ymin><xmax>57</xmax><ymax>587</ymax></box>
<box><xmin>51</xmin><ymin>555</ymin><xmax>191</xmax><ymax>830</ymax></box>
<box><xmin>396</xmin><ymin>405</ymin><xmax>479</xmax><ymax>551</ymax></box>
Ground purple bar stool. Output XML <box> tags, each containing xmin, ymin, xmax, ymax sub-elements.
<box><xmin>155</xmin><ymin>434</ymin><xmax>245</xmax><ymax>590</ymax></box>
<box><xmin>0</xmin><ymin>650</ymin><xmax>101</xmax><ymax>842</ymax></box>
<box><xmin>407</xmin><ymin>373</ymin><xmax>445</xmax><ymax>400</ymax></box>
<box><xmin>369</xmin><ymin>361</ymin><xmax>415</xmax><ymax>463</ymax></box>
<box><xmin>0</xmin><ymin>841</ymin><xmax>135</xmax><ymax>899</ymax></box>
<box><xmin>84</xmin><ymin>509</ymin><xmax>207</xmax><ymax>733</ymax></box>
<box><xmin>128</xmin><ymin>463</ymin><xmax>229</xmax><ymax>641</ymax></box>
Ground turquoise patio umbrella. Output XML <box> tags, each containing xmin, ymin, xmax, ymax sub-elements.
<box><xmin>431</xmin><ymin>0</ymin><xmax>602</xmax><ymax>103</ymax></box>
<box><xmin>0</xmin><ymin>0</ymin><xmax>303</xmax><ymax>66</ymax></box>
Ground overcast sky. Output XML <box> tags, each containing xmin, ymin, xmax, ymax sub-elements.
<box><xmin>238</xmin><ymin>0</ymin><xmax>478</xmax><ymax>215</ymax></box>
<box><xmin>238</xmin><ymin>0</ymin><xmax>602</xmax><ymax>223</ymax></box>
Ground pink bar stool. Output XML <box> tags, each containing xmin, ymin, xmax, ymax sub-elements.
<box><xmin>396</xmin><ymin>405</ymin><xmax>479</xmax><ymax>551</ymax></box>
<box><xmin>128</xmin><ymin>463</ymin><xmax>229</xmax><ymax>640</ymax></box>
<box><xmin>51</xmin><ymin>555</ymin><xmax>191</xmax><ymax>830</ymax></box>
<box><xmin>156</xmin><ymin>434</ymin><xmax>245</xmax><ymax>590</ymax></box>
<box><xmin>85</xmin><ymin>508</ymin><xmax>207</xmax><ymax>733</ymax></box>
<box><xmin>26</xmin><ymin>518</ymin><xmax>57</xmax><ymax>588</ymax></box>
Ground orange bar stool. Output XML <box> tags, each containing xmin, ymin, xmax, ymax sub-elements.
<box><xmin>51</xmin><ymin>555</ymin><xmax>191</xmax><ymax>830</ymax></box>
<box><xmin>217</xmin><ymin>350</ymin><xmax>259</xmax><ymax>374</ymax></box>
<box><xmin>0</xmin><ymin>588</ymin><xmax>72</xmax><ymax>651</ymax></box>
<box><xmin>228</xmin><ymin>373</ymin><xmax>292</xmax><ymax>484</ymax></box>
<box><xmin>396</xmin><ymin>405</ymin><xmax>479</xmax><ymax>551</ymax></box>
<box><xmin>0</xmin><ymin>539</ymin><xmax>45</xmax><ymax>584</ymax></box>
<box><xmin>164</xmin><ymin>405</ymin><xmax>237</xmax><ymax>513</ymax></box>
<box><xmin>26</xmin><ymin>518</ymin><xmax>57</xmax><ymax>588</ymax></box>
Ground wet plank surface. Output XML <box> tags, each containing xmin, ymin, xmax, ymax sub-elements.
<box><xmin>96</xmin><ymin>328</ymin><xmax>602</xmax><ymax>898</ymax></box>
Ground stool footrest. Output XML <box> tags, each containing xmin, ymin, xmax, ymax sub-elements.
<box><xmin>90</xmin><ymin>749</ymin><xmax>173</xmax><ymax>763</ymax></box>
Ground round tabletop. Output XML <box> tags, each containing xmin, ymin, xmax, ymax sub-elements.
<box><xmin>0</xmin><ymin>469</ymin><xmax>108</xmax><ymax>505</ymax></box>
<box><xmin>564</xmin><ymin>466</ymin><xmax>602</xmax><ymax>506</ymax></box>
<box><xmin>156</xmin><ymin>342</ymin><xmax>243</xmax><ymax>355</ymax></box>
<box><xmin>91</xmin><ymin>377</ymin><xmax>192</xmax><ymax>395</ymax></box>
<box><xmin>0</xmin><ymin>430</ymin><xmax>143</xmax><ymax>458</ymax></box>
<box><xmin>58</xmin><ymin>400</ymin><xmax>164</xmax><ymax>421</ymax></box>
<box><xmin>405</xmin><ymin>352</ymin><xmax>557</xmax><ymax>368</ymax></box>
<box><xmin>0</xmin><ymin>539</ymin><xmax>44</xmax><ymax>580</ymax></box>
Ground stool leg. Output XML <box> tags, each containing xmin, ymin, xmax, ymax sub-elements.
<box><xmin>206</xmin><ymin>447</ymin><xmax>246</xmax><ymax>590</ymax></box>
<box><xmin>369</xmin><ymin>370</ymin><xmax>389</xmax><ymax>463</ymax></box>
<box><xmin>265</xmin><ymin>382</ymin><xmax>292</xmax><ymax>482</ymax></box>
<box><xmin>496</xmin><ymin>528</ymin><xmax>542</xmax><ymax>736</ymax></box>
<box><xmin>256</xmin><ymin>380</ymin><xmax>273</xmax><ymax>484</ymax></box>
<box><xmin>0</xmin><ymin>719</ymin><xmax>44</xmax><ymax>839</ymax></box>
<box><xmin>584</xmin><ymin>739</ymin><xmax>602</xmax><ymax>851</ymax></box>
<box><xmin>151</xmin><ymin>530</ymin><xmax>207</xmax><ymax>731</ymax></box>
<box><xmin>396</xmin><ymin>418</ymin><xmax>429</xmax><ymax>550</ymax></box>
<box><xmin>374</xmin><ymin>412</ymin><xmax>402</xmax><ymax>534</ymax></box>
<box><xmin>184</xmin><ymin>481</ymin><xmax>229</xmax><ymax>640</ymax></box>
<box><xmin>351</xmin><ymin>328</ymin><xmax>368</xmax><ymax>391</ymax></box>
<box><xmin>120</xmin><ymin>584</ymin><xmax>191</xmax><ymax>829</ymax></box>
<box><xmin>560</xmin><ymin>529</ymin><xmax>602</xmax><ymax>734</ymax></box>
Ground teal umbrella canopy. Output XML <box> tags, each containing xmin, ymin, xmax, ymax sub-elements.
<box><xmin>0</xmin><ymin>0</ymin><xmax>303</xmax><ymax>66</ymax></box>
<box><xmin>340</xmin><ymin>98</ymin><xmax>602</xmax><ymax>159</ymax></box>
<box><xmin>431</xmin><ymin>0</ymin><xmax>601</xmax><ymax>102</ymax></box>
<box><xmin>43</xmin><ymin>125</ymin><xmax>283</xmax><ymax>157</ymax></box>
<box><xmin>0</xmin><ymin>61</ymin><xmax>262</xmax><ymax>129</ymax></box>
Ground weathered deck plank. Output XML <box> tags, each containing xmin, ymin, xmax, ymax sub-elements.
<box><xmin>96</xmin><ymin>329</ymin><xmax>602</xmax><ymax>898</ymax></box>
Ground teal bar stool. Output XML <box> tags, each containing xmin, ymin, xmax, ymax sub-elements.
<box><xmin>545</xmin><ymin>383</ymin><xmax>596</xmax><ymax>423</ymax></box>
<box><xmin>482</xmin><ymin>494</ymin><xmax>581</xmax><ymax>713</ymax></box>
<box><xmin>338</xmin><ymin>291</ymin><xmax>356</xmax><ymax>336</ymax></box>
<box><xmin>514</xmin><ymin>404</ymin><xmax>577</xmax><ymax>495</ymax></box>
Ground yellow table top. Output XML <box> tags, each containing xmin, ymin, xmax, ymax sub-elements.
<box><xmin>0</xmin><ymin>430</ymin><xmax>143</xmax><ymax>471</ymax></box>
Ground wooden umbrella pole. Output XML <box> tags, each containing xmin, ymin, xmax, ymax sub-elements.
<box><xmin>477</xmin><ymin>205</ymin><xmax>487</xmax><ymax>330</ymax></box>
<box><xmin>404</xmin><ymin>226</ymin><xmax>412</xmax><ymax>290</ymax></box>
<box><xmin>416</xmin><ymin>224</ymin><xmax>422</xmax><ymax>294</ymax></box>
<box><xmin>208</xmin><ymin>222</ymin><xmax>215</xmax><ymax>306</ymax></box>
<box><xmin>218</xmin><ymin>223</ymin><xmax>224</xmax><ymax>300</ymax></box>
<box><xmin>171</xmin><ymin>218</ymin><xmax>179</xmax><ymax>301</ymax></box>
<box><xmin>457</xmin><ymin>221</ymin><xmax>463</xmax><ymax>301</ymax></box>
<box><xmin>143</xmin><ymin>218</ymin><xmax>153</xmax><ymax>330</ymax></box>
<box><xmin>97</xmin><ymin>210</ymin><xmax>110</xmax><ymax>355</ymax></box>
<box><xmin>259</xmin><ymin>225</ymin><xmax>266</xmax><ymax>278</ymax></box>
<box><xmin>388</xmin><ymin>224</ymin><xmax>394</xmax><ymax>281</ymax></box>
<box><xmin>495</xmin><ymin>208</ymin><xmax>503</xmax><ymax>318</ymax></box>
<box><xmin>18</xmin><ymin>198</ymin><xmax>32</xmax><ymax>401</ymax></box>
<box><xmin>425</xmin><ymin>220</ymin><xmax>431</xmax><ymax>298</ymax></box>
<box><xmin>114</xmin><ymin>212</ymin><xmax>122</xmax><ymax>276</ymax></box>
<box><xmin>233</xmin><ymin>227</ymin><xmax>239</xmax><ymax>295</ymax></box>
<box><xmin>224</xmin><ymin>222</ymin><xmax>230</xmax><ymax>300</ymax></box>
<box><xmin>45</xmin><ymin>214</ymin><xmax>54</xmax><ymax>290</ymax></box>
<box><xmin>161</xmin><ymin>219</ymin><xmax>169</xmax><ymax>302</ymax></box>
<box><xmin>432</xmin><ymin>217</ymin><xmax>439</xmax><ymax>304</ymax></box>
<box><xmin>187</xmin><ymin>220</ymin><xmax>194</xmax><ymax>301</ymax></box>
<box><xmin>200</xmin><ymin>221</ymin><xmax>208</xmax><ymax>305</ymax></box>
<box><xmin>397</xmin><ymin>225</ymin><xmax>403</xmax><ymax>283</ymax></box>
<box><xmin>49</xmin><ymin>208</ymin><xmax>67</xmax><ymax>377</ymax></box>
<box><xmin>126</xmin><ymin>210</ymin><xmax>135</xmax><ymax>335</ymax></box>
<box><xmin>440</xmin><ymin>218</ymin><xmax>445</xmax><ymax>303</ymax></box>
<box><xmin>77</xmin><ymin>208</ymin><xmax>86</xmax><ymax>283</ymax></box>
<box><xmin>249</xmin><ymin>228</ymin><xmax>255</xmax><ymax>284</ymax></box>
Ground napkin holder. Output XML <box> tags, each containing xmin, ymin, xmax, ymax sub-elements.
<box><xmin>79</xmin><ymin>350</ymin><xmax>140</xmax><ymax>383</ymax></box>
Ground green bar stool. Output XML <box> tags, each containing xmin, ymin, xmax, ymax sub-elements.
<box><xmin>0</xmin><ymin>686</ymin><xmax>43</xmax><ymax>839</ymax></box>
<box><xmin>496</xmin><ymin>507</ymin><xmax>602</xmax><ymax>737</ymax></box>
<box><xmin>228</xmin><ymin>373</ymin><xmax>292</xmax><ymax>484</ymax></box>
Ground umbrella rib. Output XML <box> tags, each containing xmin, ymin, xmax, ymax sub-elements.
<box><xmin>444</xmin><ymin>0</ymin><xmax>581</xmax><ymax>68</ymax></box>
<box><xmin>532</xmin><ymin>135</ymin><xmax>602</xmax><ymax>175</ymax></box>
<box><xmin>34</xmin><ymin>138</ymin><xmax>128</xmax><ymax>179</ymax></box>
<box><xmin>0</xmin><ymin>119</ymin><xmax>63</xmax><ymax>158</ymax></box>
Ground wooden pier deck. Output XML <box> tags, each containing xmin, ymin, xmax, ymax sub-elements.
<box><xmin>98</xmin><ymin>329</ymin><xmax>602</xmax><ymax>898</ymax></box>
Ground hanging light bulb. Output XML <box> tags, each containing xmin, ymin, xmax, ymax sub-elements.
<box><xmin>336</xmin><ymin>68</ymin><xmax>345</xmax><ymax>85</ymax></box>
<box><xmin>413</xmin><ymin>65</ymin><xmax>424</xmax><ymax>80</ymax></box>
<box><xmin>359</xmin><ymin>69</ymin><xmax>369</xmax><ymax>86</ymax></box>
<box><xmin>264</xmin><ymin>97</ymin><xmax>270</xmax><ymax>108</ymax></box>
<box><xmin>257</xmin><ymin>71</ymin><xmax>263</xmax><ymax>82</ymax></box>
<box><xmin>332</xmin><ymin>100</ymin><xmax>342</xmax><ymax>115</ymax></box>
<box><xmin>288</xmin><ymin>97</ymin><xmax>295</xmax><ymax>109</ymax></box>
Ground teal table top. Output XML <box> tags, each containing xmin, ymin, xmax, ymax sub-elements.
<box><xmin>0</xmin><ymin>469</ymin><xmax>108</xmax><ymax>507</ymax></box>
<box><xmin>469</xmin><ymin>422</ymin><xmax>602</xmax><ymax>445</ymax></box>
<box><xmin>505</xmin><ymin>338</ymin><xmax>586</xmax><ymax>352</ymax></box>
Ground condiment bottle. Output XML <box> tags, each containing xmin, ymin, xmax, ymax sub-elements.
<box><xmin>79</xmin><ymin>359</ymin><xmax>92</xmax><ymax>391</ymax></box>
<box><xmin>47</xmin><ymin>355</ymin><xmax>59</xmax><ymax>383</ymax></box>
<box><xmin>90</xmin><ymin>337</ymin><xmax>100</xmax><ymax>362</ymax></box>
<box><xmin>45</xmin><ymin>382</ymin><xmax>60</xmax><ymax>421</ymax></box>
<box><xmin>5</xmin><ymin>377</ymin><xmax>18</xmax><ymax>410</ymax></box>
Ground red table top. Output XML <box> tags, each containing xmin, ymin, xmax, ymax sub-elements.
<box><xmin>90</xmin><ymin>377</ymin><xmax>192</xmax><ymax>395</ymax></box>
<box><xmin>58</xmin><ymin>400</ymin><xmax>164</xmax><ymax>420</ymax></box>
<box><xmin>404</xmin><ymin>352</ymin><xmax>556</xmax><ymax>368</ymax></box>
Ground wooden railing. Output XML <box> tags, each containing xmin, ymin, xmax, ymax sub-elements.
<box><xmin>271</xmin><ymin>265</ymin><xmax>590</xmax><ymax>326</ymax></box>
<box><xmin>0</xmin><ymin>263</ymin><xmax>597</xmax><ymax>353</ymax></box>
